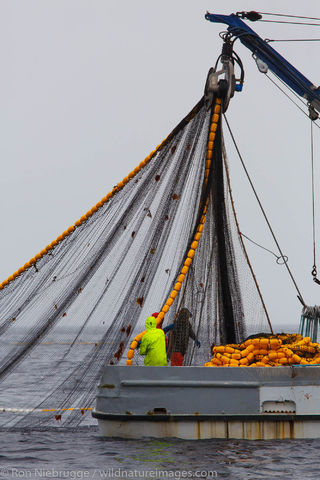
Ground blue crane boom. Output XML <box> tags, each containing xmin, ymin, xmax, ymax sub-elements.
<box><xmin>205</xmin><ymin>12</ymin><xmax>320</xmax><ymax>116</ymax></box>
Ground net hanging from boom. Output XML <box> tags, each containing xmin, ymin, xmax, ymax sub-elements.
<box><xmin>0</xmin><ymin>95</ymin><xmax>271</xmax><ymax>430</ymax></box>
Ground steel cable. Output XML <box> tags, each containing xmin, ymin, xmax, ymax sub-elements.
<box><xmin>258</xmin><ymin>12</ymin><xmax>320</xmax><ymax>21</ymax></box>
<box><xmin>224</xmin><ymin>113</ymin><xmax>306</xmax><ymax>306</ymax></box>
<box><xmin>264</xmin><ymin>73</ymin><xmax>320</xmax><ymax>129</ymax></box>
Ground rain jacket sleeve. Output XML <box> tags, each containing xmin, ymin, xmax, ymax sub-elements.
<box><xmin>163</xmin><ymin>323</ymin><xmax>174</xmax><ymax>334</ymax></box>
<box><xmin>139</xmin><ymin>336</ymin><xmax>148</xmax><ymax>356</ymax></box>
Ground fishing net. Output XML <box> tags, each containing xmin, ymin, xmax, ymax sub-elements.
<box><xmin>0</xmin><ymin>94</ymin><xmax>271</xmax><ymax>430</ymax></box>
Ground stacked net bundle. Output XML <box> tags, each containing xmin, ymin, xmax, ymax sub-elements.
<box><xmin>0</xmin><ymin>95</ymin><xmax>271</xmax><ymax>430</ymax></box>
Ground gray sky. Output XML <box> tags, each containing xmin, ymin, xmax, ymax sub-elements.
<box><xmin>1</xmin><ymin>0</ymin><xmax>320</xmax><ymax>329</ymax></box>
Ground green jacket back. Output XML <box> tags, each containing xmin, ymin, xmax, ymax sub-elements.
<box><xmin>140</xmin><ymin>317</ymin><xmax>167</xmax><ymax>366</ymax></box>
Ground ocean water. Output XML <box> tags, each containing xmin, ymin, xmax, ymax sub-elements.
<box><xmin>0</xmin><ymin>428</ymin><xmax>320</xmax><ymax>479</ymax></box>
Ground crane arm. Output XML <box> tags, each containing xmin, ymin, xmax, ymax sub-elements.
<box><xmin>205</xmin><ymin>12</ymin><xmax>320</xmax><ymax>116</ymax></box>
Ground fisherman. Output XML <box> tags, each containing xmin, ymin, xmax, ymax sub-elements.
<box><xmin>169</xmin><ymin>307</ymin><xmax>200</xmax><ymax>366</ymax></box>
<box><xmin>139</xmin><ymin>316</ymin><xmax>168</xmax><ymax>366</ymax></box>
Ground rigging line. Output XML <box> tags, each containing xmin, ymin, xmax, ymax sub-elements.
<box><xmin>311</xmin><ymin>120</ymin><xmax>317</xmax><ymax>275</ymax></box>
<box><xmin>240</xmin><ymin>232</ymin><xmax>288</xmax><ymax>264</ymax></box>
<box><xmin>268</xmin><ymin>72</ymin><xmax>308</xmax><ymax>106</ymax></box>
<box><xmin>272</xmin><ymin>70</ymin><xmax>319</xmax><ymax>112</ymax></box>
<box><xmin>269</xmin><ymin>68</ymin><xmax>319</xmax><ymax>113</ymax></box>
<box><xmin>259</xmin><ymin>20</ymin><xmax>320</xmax><ymax>26</ymax></box>
<box><xmin>166</xmin><ymin>268</ymin><xmax>190</xmax><ymax>359</ymax></box>
<box><xmin>265</xmin><ymin>73</ymin><xmax>320</xmax><ymax>129</ymax></box>
<box><xmin>223</xmin><ymin>113</ymin><xmax>306</xmax><ymax>306</ymax></box>
<box><xmin>268</xmin><ymin>72</ymin><xmax>320</xmax><ymax>130</ymax></box>
<box><xmin>258</xmin><ymin>12</ymin><xmax>320</xmax><ymax>21</ymax></box>
<box><xmin>263</xmin><ymin>56</ymin><xmax>320</xmax><ymax>110</ymax></box>
<box><xmin>189</xmin><ymin>266</ymin><xmax>210</xmax><ymax>365</ymax></box>
<box><xmin>266</xmin><ymin>38</ymin><xmax>320</xmax><ymax>42</ymax></box>
<box><xmin>222</xmin><ymin>139</ymin><xmax>273</xmax><ymax>334</ymax></box>
<box><xmin>268</xmin><ymin>70</ymin><xmax>317</xmax><ymax>113</ymax></box>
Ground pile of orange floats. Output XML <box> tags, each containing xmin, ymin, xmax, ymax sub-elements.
<box><xmin>204</xmin><ymin>333</ymin><xmax>320</xmax><ymax>367</ymax></box>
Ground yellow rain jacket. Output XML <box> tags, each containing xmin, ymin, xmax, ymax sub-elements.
<box><xmin>140</xmin><ymin>316</ymin><xmax>167</xmax><ymax>366</ymax></box>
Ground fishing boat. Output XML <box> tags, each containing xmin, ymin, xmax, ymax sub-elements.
<box><xmin>1</xmin><ymin>11</ymin><xmax>320</xmax><ymax>438</ymax></box>
<box><xmin>92</xmin><ymin>11</ymin><xmax>320</xmax><ymax>440</ymax></box>
<box><xmin>93</xmin><ymin>365</ymin><xmax>320</xmax><ymax>440</ymax></box>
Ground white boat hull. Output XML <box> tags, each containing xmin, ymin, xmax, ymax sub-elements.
<box><xmin>95</xmin><ymin>415</ymin><xmax>320</xmax><ymax>440</ymax></box>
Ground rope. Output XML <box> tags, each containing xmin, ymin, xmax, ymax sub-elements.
<box><xmin>264</xmin><ymin>73</ymin><xmax>320</xmax><ymax>129</ymax></box>
<box><xmin>222</xmin><ymin>140</ymin><xmax>273</xmax><ymax>334</ymax></box>
<box><xmin>166</xmin><ymin>268</ymin><xmax>190</xmax><ymax>359</ymax></box>
<box><xmin>224</xmin><ymin>113</ymin><xmax>306</xmax><ymax>306</ymax></box>
<box><xmin>310</xmin><ymin>120</ymin><xmax>320</xmax><ymax>285</ymax></box>
<box><xmin>258</xmin><ymin>13</ymin><xmax>320</xmax><ymax>21</ymax></box>
<box><xmin>126</xmin><ymin>99</ymin><xmax>222</xmax><ymax>365</ymax></box>
<box><xmin>267</xmin><ymin>73</ymin><xmax>309</xmax><ymax>107</ymax></box>
<box><xmin>266</xmin><ymin>38</ymin><xmax>320</xmax><ymax>43</ymax></box>
<box><xmin>0</xmin><ymin>407</ymin><xmax>92</xmax><ymax>414</ymax></box>
<box><xmin>259</xmin><ymin>20</ymin><xmax>320</xmax><ymax>26</ymax></box>
<box><xmin>240</xmin><ymin>232</ymin><xmax>288</xmax><ymax>265</ymax></box>
<box><xmin>0</xmin><ymin>99</ymin><xmax>205</xmax><ymax>290</ymax></box>
<box><xmin>311</xmin><ymin>119</ymin><xmax>316</xmax><ymax>270</ymax></box>
<box><xmin>189</xmin><ymin>234</ymin><xmax>214</xmax><ymax>364</ymax></box>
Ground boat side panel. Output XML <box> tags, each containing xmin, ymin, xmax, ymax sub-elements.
<box><xmin>96</xmin><ymin>366</ymin><xmax>260</xmax><ymax>415</ymax></box>
<box><xmin>260</xmin><ymin>385</ymin><xmax>320</xmax><ymax>414</ymax></box>
<box><xmin>94</xmin><ymin>366</ymin><xmax>320</xmax><ymax>438</ymax></box>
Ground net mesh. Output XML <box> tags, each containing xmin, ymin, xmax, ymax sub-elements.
<box><xmin>0</xmin><ymin>96</ymin><xmax>271</xmax><ymax>430</ymax></box>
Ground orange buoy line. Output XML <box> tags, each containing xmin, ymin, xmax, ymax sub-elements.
<box><xmin>0</xmin><ymin>406</ymin><xmax>92</xmax><ymax>413</ymax></box>
<box><xmin>0</xmin><ymin>143</ymin><xmax>172</xmax><ymax>291</ymax></box>
<box><xmin>0</xmin><ymin>100</ymin><xmax>205</xmax><ymax>292</ymax></box>
<box><xmin>126</xmin><ymin>98</ymin><xmax>222</xmax><ymax>365</ymax></box>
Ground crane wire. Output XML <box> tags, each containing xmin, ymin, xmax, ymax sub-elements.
<box><xmin>310</xmin><ymin>120</ymin><xmax>318</xmax><ymax>282</ymax></box>
<box><xmin>266</xmin><ymin>38</ymin><xmax>320</xmax><ymax>43</ymax></box>
<box><xmin>259</xmin><ymin>20</ymin><xmax>320</xmax><ymax>27</ymax></box>
<box><xmin>266</xmin><ymin>70</ymin><xmax>320</xmax><ymax>129</ymax></box>
<box><xmin>264</xmin><ymin>73</ymin><xmax>320</xmax><ymax>129</ymax></box>
<box><xmin>268</xmin><ymin>72</ymin><xmax>320</xmax><ymax>126</ymax></box>
<box><xmin>223</xmin><ymin>113</ymin><xmax>306</xmax><ymax>306</ymax></box>
<box><xmin>258</xmin><ymin>13</ymin><xmax>320</xmax><ymax>21</ymax></box>
<box><xmin>255</xmin><ymin>61</ymin><xmax>320</xmax><ymax>285</ymax></box>
<box><xmin>261</xmin><ymin>51</ymin><xmax>320</xmax><ymax>108</ymax></box>
<box><xmin>222</xmin><ymin>140</ymin><xmax>273</xmax><ymax>334</ymax></box>
<box><xmin>267</xmin><ymin>72</ymin><xmax>308</xmax><ymax>107</ymax></box>
<box><xmin>240</xmin><ymin>232</ymin><xmax>288</xmax><ymax>264</ymax></box>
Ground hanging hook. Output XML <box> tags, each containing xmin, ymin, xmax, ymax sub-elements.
<box><xmin>312</xmin><ymin>265</ymin><xmax>320</xmax><ymax>285</ymax></box>
<box><xmin>310</xmin><ymin>121</ymin><xmax>320</xmax><ymax>285</ymax></box>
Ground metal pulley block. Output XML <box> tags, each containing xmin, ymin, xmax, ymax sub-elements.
<box><xmin>309</xmin><ymin>104</ymin><xmax>319</xmax><ymax>121</ymax></box>
<box><xmin>204</xmin><ymin>57</ymin><xmax>236</xmax><ymax>112</ymax></box>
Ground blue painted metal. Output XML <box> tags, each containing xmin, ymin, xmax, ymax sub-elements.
<box><xmin>205</xmin><ymin>13</ymin><xmax>320</xmax><ymax>111</ymax></box>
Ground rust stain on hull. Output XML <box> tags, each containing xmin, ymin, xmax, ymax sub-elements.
<box><xmin>97</xmin><ymin>418</ymin><xmax>318</xmax><ymax>440</ymax></box>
